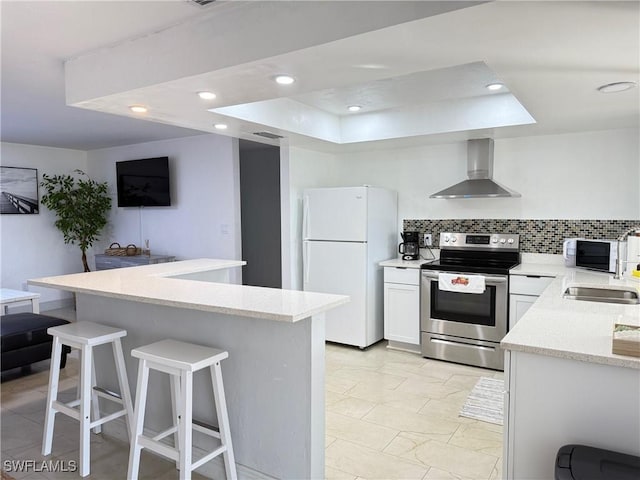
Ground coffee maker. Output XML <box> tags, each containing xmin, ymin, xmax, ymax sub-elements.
<box><xmin>399</xmin><ymin>231</ymin><xmax>420</xmax><ymax>260</ymax></box>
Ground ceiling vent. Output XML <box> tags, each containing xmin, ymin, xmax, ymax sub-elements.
<box><xmin>253</xmin><ymin>131</ymin><xmax>284</xmax><ymax>140</ymax></box>
<box><xmin>188</xmin><ymin>0</ymin><xmax>217</xmax><ymax>7</ymax></box>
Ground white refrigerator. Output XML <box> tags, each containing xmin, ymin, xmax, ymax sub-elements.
<box><xmin>303</xmin><ymin>186</ymin><xmax>398</xmax><ymax>348</ymax></box>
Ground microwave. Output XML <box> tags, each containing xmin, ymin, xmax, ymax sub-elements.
<box><xmin>575</xmin><ymin>239</ymin><xmax>625</xmax><ymax>274</ymax></box>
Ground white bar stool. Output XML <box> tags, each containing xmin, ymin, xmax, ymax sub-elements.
<box><xmin>42</xmin><ymin>321</ymin><xmax>134</xmax><ymax>477</ymax></box>
<box><xmin>127</xmin><ymin>339</ymin><xmax>237</xmax><ymax>480</ymax></box>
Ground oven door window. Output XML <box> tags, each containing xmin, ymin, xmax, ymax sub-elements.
<box><xmin>430</xmin><ymin>281</ymin><xmax>496</xmax><ymax>326</ymax></box>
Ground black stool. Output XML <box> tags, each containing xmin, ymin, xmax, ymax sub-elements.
<box><xmin>1</xmin><ymin>312</ymin><xmax>71</xmax><ymax>372</ymax></box>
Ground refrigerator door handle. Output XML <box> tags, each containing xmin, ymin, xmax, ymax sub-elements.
<box><xmin>303</xmin><ymin>241</ymin><xmax>310</xmax><ymax>285</ymax></box>
<box><xmin>303</xmin><ymin>195</ymin><xmax>310</xmax><ymax>240</ymax></box>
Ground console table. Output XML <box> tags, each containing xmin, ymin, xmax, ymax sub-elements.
<box><xmin>95</xmin><ymin>254</ymin><xmax>175</xmax><ymax>271</ymax></box>
<box><xmin>0</xmin><ymin>288</ymin><xmax>40</xmax><ymax>314</ymax></box>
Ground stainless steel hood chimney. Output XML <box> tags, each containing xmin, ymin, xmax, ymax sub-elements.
<box><xmin>430</xmin><ymin>139</ymin><xmax>521</xmax><ymax>199</ymax></box>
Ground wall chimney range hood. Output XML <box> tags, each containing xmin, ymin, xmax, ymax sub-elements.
<box><xmin>430</xmin><ymin>138</ymin><xmax>521</xmax><ymax>199</ymax></box>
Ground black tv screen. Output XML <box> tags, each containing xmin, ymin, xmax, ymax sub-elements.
<box><xmin>116</xmin><ymin>157</ymin><xmax>171</xmax><ymax>207</ymax></box>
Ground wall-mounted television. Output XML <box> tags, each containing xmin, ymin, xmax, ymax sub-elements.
<box><xmin>116</xmin><ymin>157</ymin><xmax>171</xmax><ymax>207</ymax></box>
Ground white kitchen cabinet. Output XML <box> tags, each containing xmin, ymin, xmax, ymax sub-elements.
<box><xmin>509</xmin><ymin>274</ymin><xmax>554</xmax><ymax>329</ymax></box>
<box><xmin>383</xmin><ymin>267</ymin><xmax>420</xmax><ymax>349</ymax></box>
<box><xmin>509</xmin><ymin>294</ymin><xmax>537</xmax><ymax>329</ymax></box>
<box><xmin>504</xmin><ymin>351</ymin><xmax>640</xmax><ymax>479</ymax></box>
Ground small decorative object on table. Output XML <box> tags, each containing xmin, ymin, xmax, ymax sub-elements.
<box><xmin>612</xmin><ymin>323</ymin><xmax>640</xmax><ymax>358</ymax></box>
<box><xmin>104</xmin><ymin>242</ymin><xmax>141</xmax><ymax>256</ymax></box>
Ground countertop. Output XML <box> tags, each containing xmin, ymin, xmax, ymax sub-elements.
<box><xmin>378</xmin><ymin>252</ymin><xmax>437</xmax><ymax>268</ymax></box>
<box><xmin>29</xmin><ymin>258</ymin><xmax>349</xmax><ymax>323</ymax></box>
<box><xmin>510</xmin><ymin>262</ymin><xmax>569</xmax><ymax>277</ymax></box>
<box><xmin>502</xmin><ymin>268</ymin><xmax>640</xmax><ymax>369</ymax></box>
<box><xmin>379</xmin><ymin>258</ymin><xmax>431</xmax><ymax>269</ymax></box>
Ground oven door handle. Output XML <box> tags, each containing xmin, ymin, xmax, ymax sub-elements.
<box><xmin>421</xmin><ymin>271</ymin><xmax>507</xmax><ymax>284</ymax></box>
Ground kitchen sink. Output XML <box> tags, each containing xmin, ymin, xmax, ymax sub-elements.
<box><xmin>562</xmin><ymin>286</ymin><xmax>640</xmax><ymax>305</ymax></box>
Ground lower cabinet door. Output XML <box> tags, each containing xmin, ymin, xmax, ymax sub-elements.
<box><xmin>384</xmin><ymin>282</ymin><xmax>420</xmax><ymax>345</ymax></box>
<box><xmin>509</xmin><ymin>293</ymin><xmax>537</xmax><ymax>329</ymax></box>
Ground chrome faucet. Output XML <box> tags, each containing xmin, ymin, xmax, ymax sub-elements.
<box><xmin>613</xmin><ymin>226</ymin><xmax>640</xmax><ymax>280</ymax></box>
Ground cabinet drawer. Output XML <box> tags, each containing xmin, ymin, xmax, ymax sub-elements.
<box><xmin>510</xmin><ymin>275</ymin><xmax>554</xmax><ymax>296</ymax></box>
<box><xmin>384</xmin><ymin>267</ymin><xmax>420</xmax><ymax>285</ymax></box>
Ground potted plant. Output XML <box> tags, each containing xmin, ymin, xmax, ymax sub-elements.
<box><xmin>40</xmin><ymin>169</ymin><xmax>111</xmax><ymax>272</ymax></box>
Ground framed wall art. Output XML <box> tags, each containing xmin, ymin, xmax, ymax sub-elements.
<box><xmin>0</xmin><ymin>166</ymin><xmax>39</xmax><ymax>214</ymax></box>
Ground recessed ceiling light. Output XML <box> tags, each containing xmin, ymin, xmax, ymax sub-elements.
<box><xmin>347</xmin><ymin>105</ymin><xmax>362</xmax><ymax>112</ymax></box>
<box><xmin>214</xmin><ymin>123</ymin><xmax>228</xmax><ymax>130</ymax></box>
<box><xmin>274</xmin><ymin>75</ymin><xmax>295</xmax><ymax>85</ymax></box>
<box><xmin>597</xmin><ymin>82</ymin><xmax>637</xmax><ymax>93</ymax></box>
<box><xmin>129</xmin><ymin>105</ymin><xmax>148</xmax><ymax>113</ymax></box>
<box><xmin>198</xmin><ymin>91</ymin><xmax>217</xmax><ymax>100</ymax></box>
<box><xmin>486</xmin><ymin>83</ymin><xmax>504</xmax><ymax>91</ymax></box>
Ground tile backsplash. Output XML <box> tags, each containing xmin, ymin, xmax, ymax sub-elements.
<box><xmin>403</xmin><ymin>219</ymin><xmax>640</xmax><ymax>254</ymax></box>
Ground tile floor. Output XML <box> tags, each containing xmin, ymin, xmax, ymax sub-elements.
<box><xmin>324</xmin><ymin>343</ymin><xmax>503</xmax><ymax>480</ymax></box>
<box><xmin>1</xmin><ymin>310</ymin><xmax>503</xmax><ymax>479</ymax></box>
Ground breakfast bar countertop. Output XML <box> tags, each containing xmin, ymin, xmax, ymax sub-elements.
<box><xmin>30</xmin><ymin>258</ymin><xmax>338</xmax><ymax>479</ymax></box>
<box><xmin>502</xmin><ymin>269</ymin><xmax>640</xmax><ymax>369</ymax></box>
<box><xmin>28</xmin><ymin>258</ymin><xmax>349</xmax><ymax>323</ymax></box>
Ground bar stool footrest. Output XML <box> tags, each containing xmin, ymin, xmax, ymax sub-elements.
<box><xmin>67</xmin><ymin>399</ymin><xmax>81</xmax><ymax>408</ymax></box>
<box><xmin>138</xmin><ymin>436</ymin><xmax>179</xmax><ymax>462</ymax></box>
<box><xmin>152</xmin><ymin>426</ymin><xmax>178</xmax><ymax>442</ymax></box>
<box><xmin>89</xmin><ymin>409</ymin><xmax>127</xmax><ymax>429</ymax></box>
<box><xmin>93</xmin><ymin>386</ymin><xmax>123</xmax><ymax>403</ymax></box>
<box><xmin>191</xmin><ymin>445</ymin><xmax>227</xmax><ymax>471</ymax></box>
<box><xmin>52</xmin><ymin>401</ymin><xmax>80</xmax><ymax>420</ymax></box>
<box><xmin>193</xmin><ymin>422</ymin><xmax>221</xmax><ymax>440</ymax></box>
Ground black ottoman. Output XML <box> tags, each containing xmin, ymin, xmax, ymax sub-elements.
<box><xmin>1</xmin><ymin>312</ymin><xmax>72</xmax><ymax>372</ymax></box>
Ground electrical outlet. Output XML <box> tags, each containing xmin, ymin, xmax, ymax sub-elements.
<box><xmin>423</xmin><ymin>234</ymin><xmax>432</xmax><ymax>246</ymax></box>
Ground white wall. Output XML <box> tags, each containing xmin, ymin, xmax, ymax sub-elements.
<box><xmin>0</xmin><ymin>142</ymin><xmax>88</xmax><ymax>307</ymax></box>
<box><xmin>87</xmin><ymin>134</ymin><xmax>243</xmax><ymax>283</ymax></box>
<box><xmin>317</xmin><ymin>128</ymin><xmax>640</xmax><ymax>221</ymax></box>
<box><xmin>5</xmin><ymin>128</ymin><xmax>636</xmax><ymax>301</ymax></box>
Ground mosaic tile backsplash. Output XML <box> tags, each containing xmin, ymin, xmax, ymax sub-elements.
<box><xmin>403</xmin><ymin>219</ymin><xmax>640</xmax><ymax>254</ymax></box>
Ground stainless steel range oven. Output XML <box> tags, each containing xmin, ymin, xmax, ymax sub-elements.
<box><xmin>420</xmin><ymin>232</ymin><xmax>520</xmax><ymax>370</ymax></box>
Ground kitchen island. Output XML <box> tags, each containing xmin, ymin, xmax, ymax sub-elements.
<box><xmin>29</xmin><ymin>259</ymin><xmax>349</xmax><ymax>480</ymax></box>
<box><xmin>502</xmin><ymin>267</ymin><xmax>640</xmax><ymax>479</ymax></box>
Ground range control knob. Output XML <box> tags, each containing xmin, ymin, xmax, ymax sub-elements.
<box><xmin>492</xmin><ymin>237</ymin><xmax>498</xmax><ymax>243</ymax></box>
<box><xmin>500</xmin><ymin>238</ymin><xmax>507</xmax><ymax>244</ymax></box>
<box><xmin>451</xmin><ymin>237</ymin><xmax>457</xmax><ymax>243</ymax></box>
<box><xmin>508</xmin><ymin>238</ymin><xmax>515</xmax><ymax>244</ymax></box>
<box><xmin>444</xmin><ymin>236</ymin><xmax>450</xmax><ymax>243</ymax></box>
